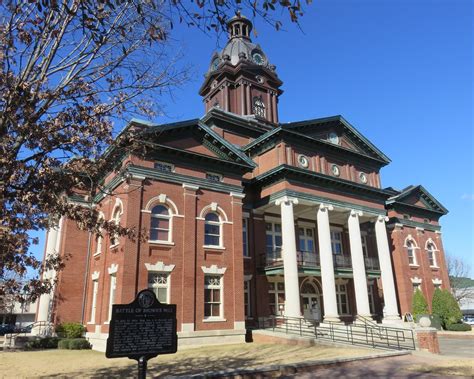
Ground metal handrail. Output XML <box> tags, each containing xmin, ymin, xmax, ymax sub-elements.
<box><xmin>260</xmin><ymin>315</ymin><xmax>415</xmax><ymax>351</ymax></box>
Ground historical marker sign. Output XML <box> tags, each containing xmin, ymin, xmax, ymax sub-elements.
<box><xmin>105</xmin><ymin>289</ymin><xmax>177</xmax><ymax>360</ymax></box>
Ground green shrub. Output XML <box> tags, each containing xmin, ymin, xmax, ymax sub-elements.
<box><xmin>68</xmin><ymin>338</ymin><xmax>91</xmax><ymax>350</ymax></box>
<box><xmin>412</xmin><ymin>289</ymin><xmax>429</xmax><ymax>319</ymax></box>
<box><xmin>58</xmin><ymin>339</ymin><xmax>71</xmax><ymax>349</ymax></box>
<box><xmin>25</xmin><ymin>337</ymin><xmax>60</xmax><ymax>349</ymax></box>
<box><xmin>446</xmin><ymin>323</ymin><xmax>472</xmax><ymax>332</ymax></box>
<box><xmin>432</xmin><ymin>289</ymin><xmax>463</xmax><ymax>329</ymax></box>
<box><xmin>56</xmin><ymin>322</ymin><xmax>85</xmax><ymax>338</ymax></box>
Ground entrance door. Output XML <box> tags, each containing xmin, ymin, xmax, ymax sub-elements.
<box><xmin>300</xmin><ymin>279</ymin><xmax>322</xmax><ymax>321</ymax></box>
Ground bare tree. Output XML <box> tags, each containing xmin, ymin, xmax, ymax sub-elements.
<box><xmin>0</xmin><ymin>0</ymin><xmax>309</xmax><ymax>302</ymax></box>
<box><xmin>447</xmin><ymin>254</ymin><xmax>474</xmax><ymax>304</ymax></box>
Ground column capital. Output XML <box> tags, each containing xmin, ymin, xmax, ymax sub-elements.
<box><xmin>349</xmin><ymin>209</ymin><xmax>363</xmax><ymax>218</ymax></box>
<box><xmin>275</xmin><ymin>196</ymin><xmax>298</xmax><ymax>206</ymax></box>
<box><xmin>318</xmin><ymin>203</ymin><xmax>334</xmax><ymax>212</ymax></box>
<box><xmin>376</xmin><ymin>215</ymin><xmax>389</xmax><ymax>223</ymax></box>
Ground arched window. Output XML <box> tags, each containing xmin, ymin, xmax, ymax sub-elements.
<box><xmin>110</xmin><ymin>205</ymin><xmax>122</xmax><ymax>246</ymax></box>
<box><xmin>406</xmin><ymin>240</ymin><xmax>417</xmax><ymax>265</ymax></box>
<box><xmin>253</xmin><ymin>96</ymin><xmax>266</xmax><ymax>118</ymax></box>
<box><xmin>95</xmin><ymin>213</ymin><xmax>104</xmax><ymax>255</ymax></box>
<box><xmin>427</xmin><ymin>243</ymin><xmax>437</xmax><ymax>267</ymax></box>
<box><xmin>204</xmin><ymin>212</ymin><xmax>221</xmax><ymax>247</ymax></box>
<box><xmin>150</xmin><ymin>205</ymin><xmax>171</xmax><ymax>242</ymax></box>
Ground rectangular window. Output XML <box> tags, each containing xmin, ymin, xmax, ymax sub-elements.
<box><xmin>204</xmin><ymin>275</ymin><xmax>223</xmax><ymax>319</ymax></box>
<box><xmin>413</xmin><ymin>283</ymin><xmax>421</xmax><ymax>293</ymax></box>
<box><xmin>361</xmin><ymin>234</ymin><xmax>368</xmax><ymax>258</ymax></box>
<box><xmin>90</xmin><ymin>280</ymin><xmax>99</xmax><ymax>323</ymax></box>
<box><xmin>268</xmin><ymin>281</ymin><xmax>285</xmax><ymax>315</ymax></box>
<box><xmin>298</xmin><ymin>227</ymin><xmax>315</xmax><ymax>252</ymax></box>
<box><xmin>266</xmin><ymin>222</ymin><xmax>282</xmax><ymax>258</ymax></box>
<box><xmin>336</xmin><ymin>283</ymin><xmax>349</xmax><ymax>315</ymax></box>
<box><xmin>242</xmin><ymin>219</ymin><xmax>249</xmax><ymax>257</ymax></box>
<box><xmin>368</xmin><ymin>282</ymin><xmax>375</xmax><ymax>315</ymax></box>
<box><xmin>148</xmin><ymin>273</ymin><xmax>169</xmax><ymax>303</ymax></box>
<box><xmin>428</xmin><ymin>251</ymin><xmax>435</xmax><ymax>267</ymax></box>
<box><xmin>244</xmin><ymin>280</ymin><xmax>251</xmax><ymax>318</ymax></box>
<box><xmin>154</xmin><ymin>162</ymin><xmax>173</xmax><ymax>172</ymax></box>
<box><xmin>108</xmin><ymin>275</ymin><xmax>116</xmax><ymax>321</ymax></box>
<box><xmin>206</xmin><ymin>172</ymin><xmax>222</xmax><ymax>182</ymax></box>
<box><xmin>330</xmin><ymin>230</ymin><xmax>343</xmax><ymax>255</ymax></box>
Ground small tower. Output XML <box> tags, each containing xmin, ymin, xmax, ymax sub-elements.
<box><xmin>199</xmin><ymin>14</ymin><xmax>283</xmax><ymax>125</ymax></box>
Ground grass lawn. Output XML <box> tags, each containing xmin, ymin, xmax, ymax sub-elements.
<box><xmin>0</xmin><ymin>343</ymin><xmax>376</xmax><ymax>378</ymax></box>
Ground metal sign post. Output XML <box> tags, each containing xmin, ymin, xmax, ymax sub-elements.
<box><xmin>105</xmin><ymin>289</ymin><xmax>178</xmax><ymax>378</ymax></box>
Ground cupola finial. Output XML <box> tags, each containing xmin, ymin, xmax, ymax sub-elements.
<box><xmin>227</xmin><ymin>13</ymin><xmax>252</xmax><ymax>41</ymax></box>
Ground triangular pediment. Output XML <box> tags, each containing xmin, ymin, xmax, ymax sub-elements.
<box><xmin>387</xmin><ymin>185</ymin><xmax>448</xmax><ymax>214</ymax></box>
<box><xmin>130</xmin><ymin>118</ymin><xmax>256</xmax><ymax>169</ymax></box>
<box><xmin>284</xmin><ymin>115</ymin><xmax>390</xmax><ymax>164</ymax></box>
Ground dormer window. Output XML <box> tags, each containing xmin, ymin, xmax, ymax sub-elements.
<box><xmin>253</xmin><ymin>96</ymin><xmax>266</xmax><ymax>118</ymax></box>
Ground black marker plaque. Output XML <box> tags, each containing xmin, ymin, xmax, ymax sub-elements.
<box><xmin>106</xmin><ymin>289</ymin><xmax>177</xmax><ymax>378</ymax></box>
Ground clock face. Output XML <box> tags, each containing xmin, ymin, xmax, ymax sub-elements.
<box><xmin>328</xmin><ymin>132</ymin><xmax>339</xmax><ymax>145</ymax></box>
<box><xmin>252</xmin><ymin>52</ymin><xmax>264</xmax><ymax>65</ymax></box>
<box><xmin>331</xmin><ymin>164</ymin><xmax>340</xmax><ymax>177</ymax></box>
<box><xmin>298</xmin><ymin>155</ymin><xmax>309</xmax><ymax>168</ymax></box>
<box><xmin>211</xmin><ymin>58</ymin><xmax>219</xmax><ymax>71</ymax></box>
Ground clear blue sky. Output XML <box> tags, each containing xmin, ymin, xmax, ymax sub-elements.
<box><xmin>32</xmin><ymin>0</ymin><xmax>473</xmax><ymax>275</ymax></box>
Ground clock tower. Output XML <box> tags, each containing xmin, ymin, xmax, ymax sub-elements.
<box><xmin>199</xmin><ymin>14</ymin><xmax>283</xmax><ymax>125</ymax></box>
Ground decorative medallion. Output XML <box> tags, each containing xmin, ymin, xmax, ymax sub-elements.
<box><xmin>328</xmin><ymin>132</ymin><xmax>339</xmax><ymax>145</ymax></box>
<box><xmin>359</xmin><ymin>172</ymin><xmax>368</xmax><ymax>184</ymax></box>
<box><xmin>297</xmin><ymin>154</ymin><xmax>309</xmax><ymax>168</ymax></box>
<box><xmin>331</xmin><ymin>164</ymin><xmax>340</xmax><ymax>177</ymax></box>
<box><xmin>211</xmin><ymin>57</ymin><xmax>220</xmax><ymax>71</ymax></box>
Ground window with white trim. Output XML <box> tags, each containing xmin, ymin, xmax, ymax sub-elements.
<box><xmin>266</xmin><ymin>222</ymin><xmax>282</xmax><ymax>258</ymax></box>
<box><xmin>336</xmin><ymin>283</ymin><xmax>350</xmax><ymax>315</ymax></box>
<box><xmin>150</xmin><ymin>205</ymin><xmax>171</xmax><ymax>242</ymax></box>
<box><xmin>268</xmin><ymin>280</ymin><xmax>285</xmax><ymax>315</ymax></box>
<box><xmin>95</xmin><ymin>214</ymin><xmax>104</xmax><ymax>255</ymax></box>
<box><xmin>89</xmin><ymin>280</ymin><xmax>99</xmax><ymax>323</ymax></box>
<box><xmin>253</xmin><ymin>96</ymin><xmax>266</xmax><ymax>118</ymax></box>
<box><xmin>107</xmin><ymin>275</ymin><xmax>116</xmax><ymax>321</ymax></box>
<box><xmin>154</xmin><ymin>161</ymin><xmax>173</xmax><ymax>172</ymax></box>
<box><xmin>242</xmin><ymin>219</ymin><xmax>249</xmax><ymax>257</ymax></box>
<box><xmin>413</xmin><ymin>282</ymin><xmax>421</xmax><ymax>292</ymax></box>
<box><xmin>204</xmin><ymin>212</ymin><xmax>222</xmax><ymax>247</ymax></box>
<box><xmin>204</xmin><ymin>275</ymin><xmax>223</xmax><ymax>318</ymax></box>
<box><xmin>148</xmin><ymin>272</ymin><xmax>170</xmax><ymax>304</ymax></box>
<box><xmin>244</xmin><ymin>280</ymin><xmax>251</xmax><ymax>318</ymax></box>
<box><xmin>110</xmin><ymin>204</ymin><xmax>122</xmax><ymax>247</ymax></box>
<box><xmin>427</xmin><ymin>243</ymin><xmax>437</xmax><ymax>267</ymax></box>
<box><xmin>330</xmin><ymin>229</ymin><xmax>343</xmax><ymax>255</ymax></box>
<box><xmin>298</xmin><ymin>227</ymin><xmax>315</xmax><ymax>252</ymax></box>
<box><xmin>407</xmin><ymin>240</ymin><xmax>417</xmax><ymax>265</ymax></box>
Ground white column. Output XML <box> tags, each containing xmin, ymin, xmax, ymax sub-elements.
<box><xmin>276</xmin><ymin>196</ymin><xmax>301</xmax><ymax>318</ymax></box>
<box><xmin>374</xmin><ymin>215</ymin><xmax>401</xmax><ymax>321</ymax></box>
<box><xmin>347</xmin><ymin>210</ymin><xmax>371</xmax><ymax>318</ymax></box>
<box><xmin>317</xmin><ymin>204</ymin><xmax>340</xmax><ymax>322</ymax></box>
<box><xmin>36</xmin><ymin>218</ymin><xmax>63</xmax><ymax>325</ymax></box>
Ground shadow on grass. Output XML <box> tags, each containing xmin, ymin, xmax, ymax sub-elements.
<box><xmin>45</xmin><ymin>354</ymin><xmax>259</xmax><ymax>378</ymax></box>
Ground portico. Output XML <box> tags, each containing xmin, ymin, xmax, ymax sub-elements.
<box><xmin>256</xmin><ymin>193</ymin><xmax>401</xmax><ymax>323</ymax></box>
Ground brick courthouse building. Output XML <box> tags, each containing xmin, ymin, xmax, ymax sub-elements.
<box><xmin>36</xmin><ymin>15</ymin><xmax>450</xmax><ymax>350</ymax></box>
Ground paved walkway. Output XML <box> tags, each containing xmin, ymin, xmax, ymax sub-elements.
<box><xmin>439</xmin><ymin>335</ymin><xmax>474</xmax><ymax>358</ymax></box>
<box><xmin>289</xmin><ymin>354</ymin><xmax>472</xmax><ymax>379</ymax></box>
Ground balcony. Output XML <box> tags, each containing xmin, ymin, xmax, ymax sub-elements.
<box><xmin>261</xmin><ymin>250</ymin><xmax>380</xmax><ymax>272</ymax></box>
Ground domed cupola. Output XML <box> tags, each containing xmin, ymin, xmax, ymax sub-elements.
<box><xmin>199</xmin><ymin>13</ymin><xmax>283</xmax><ymax>125</ymax></box>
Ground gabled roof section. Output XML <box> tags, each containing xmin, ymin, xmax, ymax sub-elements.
<box><xmin>243</xmin><ymin>124</ymin><xmax>389</xmax><ymax>166</ymax></box>
<box><xmin>201</xmin><ymin>107</ymin><xmax>272</xmax><ymax>135</ymax></box>
<box><xmin>386</xmin><ymin>185</ymin><xmax>448</xmax><ymax>215</ymax></box>
<box><xmin>282</xmin><ymin>115</ymin><xmax>391</xmax><ymax>164</ymax></box>
<box><xmin>133</xmin><ymin>118</ymin><xmax>256</xmax><ymax>169</ymax></box>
